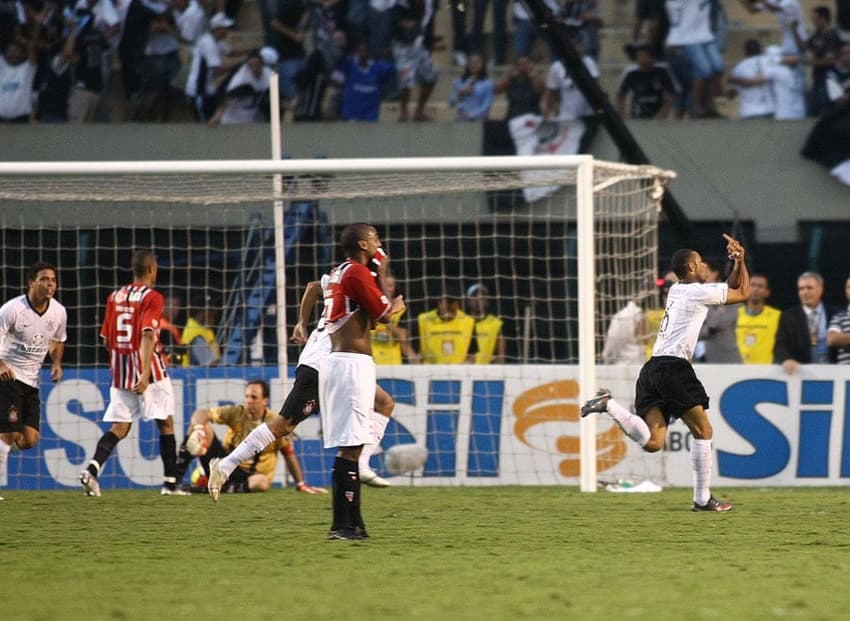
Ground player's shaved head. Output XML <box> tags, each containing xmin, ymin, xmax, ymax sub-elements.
<box><xmin>340</xmin><ymin>223</ymin><xmax>375</xmax><ymax>257</ymax></box>
<box><xmin>670</xmin><ymin>249</ymin><xmax>697</xmax><ymax>280</ymax></box>
<box><xmin>131</xmin><ymin>250</ymin><xmax>157</xmax><ymax>279</ymax></box>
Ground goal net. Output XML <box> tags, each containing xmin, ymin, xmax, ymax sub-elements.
<box><xmin>0</xmin><ymin>155</ymin><xmax>676</xmax><ymax>492</ymax></box>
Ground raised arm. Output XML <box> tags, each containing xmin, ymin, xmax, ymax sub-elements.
<box><xmin>722</xmin><ymin>233</ymin><xmax>750</xmax><ymax>304</ymax></box>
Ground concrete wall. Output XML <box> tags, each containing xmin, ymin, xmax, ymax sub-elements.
<box><xmin>2</xmin><ymin>120</ymin><xmax>848</xmax><ymax>242</ymax></box>
<box><xmin>593</xmin><ymin>120</ymin><xmax>850</xmax><ymax>243</ymax></box>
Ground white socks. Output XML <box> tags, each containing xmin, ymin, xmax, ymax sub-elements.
<box><xmin>691</xmin><ymin>439</ymin><xmax>712</xmax><ymax>506</ymax></box>
<box><xmin>605</xmin><ymin>398</ymin><xmax>651</xmax><ymax>447</ymax></box>
<box><xmin>0</xmin><ymin>437</ymin><xmax>10</xmax><ymax>487</ymax></box>
<box><xmin>359</xmin><ymin>412</ymin><xmax>390</xmax><ymax>472</ymax></box>
<box><xmin>220</xmin><ymin>423</ymin><xmax>275</xmax><ymax>477</ymax></box>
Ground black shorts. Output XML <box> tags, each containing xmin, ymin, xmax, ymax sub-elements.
<box><xmin>0</xmin><ymin>380</ymin><xmax>41</xmax><ymax>432</ymax></box>
<box><xmin>278</xmin><ymin>365</ymin><xmax>319</xmax><ymax>426</ymax></box>
<box><xmin>634</xmin><ymin>356</ymin><xmax>709</xmax><ymax>423</ymax></box>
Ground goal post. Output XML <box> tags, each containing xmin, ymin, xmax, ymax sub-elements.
<box><xmin>0</xmin><ymin>155</ymin><xmax>674</xmax><ymax>492</ymax></box>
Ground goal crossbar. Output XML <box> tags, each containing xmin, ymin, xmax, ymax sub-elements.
<box><xmin>0</xmin><ymin>155</ymin><xmax>676</xmax><ymax>492</ymax></box>
<box><xmin>0</xmin><ymin>156</ymin><xmax>675</xmax><ymax>208</ymax></box>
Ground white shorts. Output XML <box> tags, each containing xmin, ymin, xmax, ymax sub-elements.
<box><xmin>103</xmin><ymin>378</ymin><xmax>175</xmax><ymax>423</ymax></box>
<box><xmin>319</xmin><ymin>352</ymin><xmax>376</xmax><ymax>449</ymax></box>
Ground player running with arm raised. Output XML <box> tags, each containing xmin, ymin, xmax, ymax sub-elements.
<box><xmin>581</xmin><ymin>234</ymin><xmax>750</xmax><ymax>511</ymax></box>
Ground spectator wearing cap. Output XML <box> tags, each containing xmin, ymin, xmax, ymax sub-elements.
<box><xmin>465</xmin><ymin>283</ymin><xmax>506</xmax><ymax>364</ymax></box>
<box><xmin>185</xmin><ymin>12</ymin><xmax>237</xmax><ymax>122</ymax></box>
<box><xmin>182</xmin><ymin>293</ymin><xmax>222</xmax><ymax>366</ymax></box>
<box><xmin>260</xmin><ymin>46</ymin><xmax>279</xmax><ymax>66</ymax></box>
<box><xmin>416</xmin><ymin>283</ymin><xmax>475</xmax><ymax>364</ymax></box>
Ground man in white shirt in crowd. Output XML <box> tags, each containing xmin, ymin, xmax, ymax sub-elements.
<box><xmin>185</xmin><ymin>12</ymin><xmax>236</xmax><ymax>121</ymax></box>
<box><xmin>542</xmin><ymin>38</ymin><xmax>600</xmax><ymax>151</ymax></box>
<box><xmin>172</xmin><ymin>0</ymin><xmax>207</xmax><ymax>45</ymax></box>
<box><xmin>0</xmin><ymin>34</ymin><xmax>39</xmax><ymax>122</ymax></box>
<box><xmin>663</xmin><ymin>0</ymin><xmax>725</xmax><ymax>118</ymax></box>
<box><xmin>728</xmin><ymin>39</ymin><xmax>775</xmax><ymax>118</ymax></box>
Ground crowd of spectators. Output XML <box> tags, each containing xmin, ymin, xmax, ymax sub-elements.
<box><xmin>2</xmin><ymin>0</ymin><xmax>848</xmax><ymax>124</ymax></box>
<box><xmin>603</xmin><ymin>267</ymin><xmax>850</xmax><ymax>369</ymax></box>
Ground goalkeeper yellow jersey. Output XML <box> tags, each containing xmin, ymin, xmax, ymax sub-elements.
<box><xmin>208</xmin><ymin>405</ymin><xmax>290</xmax><ymax>478</ymax></box>
<box><xmin>371</xmin><ymin>308</ymin><xmax>405</xmax><ymax>365</ymax></box>
<box><xmin>472</xmin><ymin>314</ymin><xmax>503</xmax><ymax>364</ymax></box>
<box><xmin>736</xmin><ymin>305</ymin><xmax>781</xmax><ymax>364</ymax></box>
<box><xmin>418</xmin><ymin>309</ymin><xmax>475</xmax><ymax>364</ymax></box>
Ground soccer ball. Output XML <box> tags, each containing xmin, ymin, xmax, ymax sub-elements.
<box><xmin>384</xmin><ymin>444</ymin><xmax>428</xmax><ymax>475</ymax></box>
<box><xmin>190</xmin><ymin>465</ymin><xmax>208</xmax><ymax>489</ymax></box>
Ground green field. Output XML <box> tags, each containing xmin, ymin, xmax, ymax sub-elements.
<box><xmin>2</xmin><ymin>486</ymin><xmax>849</xmax><ymax>620</ymax></box>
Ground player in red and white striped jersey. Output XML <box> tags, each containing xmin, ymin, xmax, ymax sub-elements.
<box><xmin>101</xmin><ymin>282</ymin><xmax>169</xmax><ymax>389</ymax></box>
<box><xmin>80</xmin><ymin>251</ymin><xmax>188</xmax><ymax>497</ymax></box>
<box><xmin>319</xmin><ymin>224</ymin><xmax>404</xmax><ymax>540</ymax></box>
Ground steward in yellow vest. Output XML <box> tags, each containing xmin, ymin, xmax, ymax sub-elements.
<box><xmin>417</xmin><ymin>286</ymin><xmax>474</xmax><ymax>364</ymax></box>
<box><xmin>465</xmin><ymin>283</ymin><xmax>506</xmax><ymax>364</ymax></box>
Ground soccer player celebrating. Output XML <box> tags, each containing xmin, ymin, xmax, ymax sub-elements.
<box><xmin>582</xmin><ymin>234</ymin><xmax>750</xmax><ymax>512</ymax></box>
<box><xmin>80</xmin><ymin>251</ymin><xmax>188</xmax><ymax>497</ymax></box>
<box><xmin>0</xmin><ymin>262</ymin><xmax>67</xmax><ymax>476</ymax></box>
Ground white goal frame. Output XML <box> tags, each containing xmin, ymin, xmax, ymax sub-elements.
<box><xmin>0</xmin><ymin>154</ymin><xmax>672</xmax><ymax>492</ymax></box>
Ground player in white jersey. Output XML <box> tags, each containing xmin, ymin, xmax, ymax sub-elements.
<box><xmin>0</xmin><ymin>262</ymin><xmax>67</xmax><ymax>452</ymax></box>
<box><xmin>582</xmin><ymin>235</ymin><xmax>750</xmax><ymax>512</ymax></box>
<box><xmin>0</xmin><ymin>262</ymin><xmax>67</xmax><ymax>495</ymax></box>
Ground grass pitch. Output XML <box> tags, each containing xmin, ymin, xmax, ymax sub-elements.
<box><xmin>2</xmin><ymin>486</ymin><xmax>849</xmax><ymax>620</ymax></box>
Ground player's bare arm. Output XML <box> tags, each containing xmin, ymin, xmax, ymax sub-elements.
<box><xmin>291</xmin><ymin>280</ymin><xmax>322</xmax><ymax>344</ymax></box>
<box><xmin>49</xmin><ymin>341</ymin><xmax>64</xmax><ymax>382</ymax></box>
<box><xmin>827</xmin><ymin>331</ymin><xmax>850</xmax><ymax>347</ymax></box>
<box><xmin>722</xmin><ymin>234</ymin><xmax>750</xmax><ymax>304</ymax></box>
<box><xmin>389</xmin><ymin>320</ymin><xmax>421</xmax><ymax>363</ymax></box>
<box><xmin>131</xmin><ymin>329</ymin><xmax>157</xmax><ymax>394</ymax></box>
<box><xmin>189</xmin><ymin>408</ymin><xmax>214</xmax><ymax>427</ymax></box>
<box><xmin>0</xmin><ymin>358</ymin><xmax>15</xmax><ymax>382</ymax></box>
